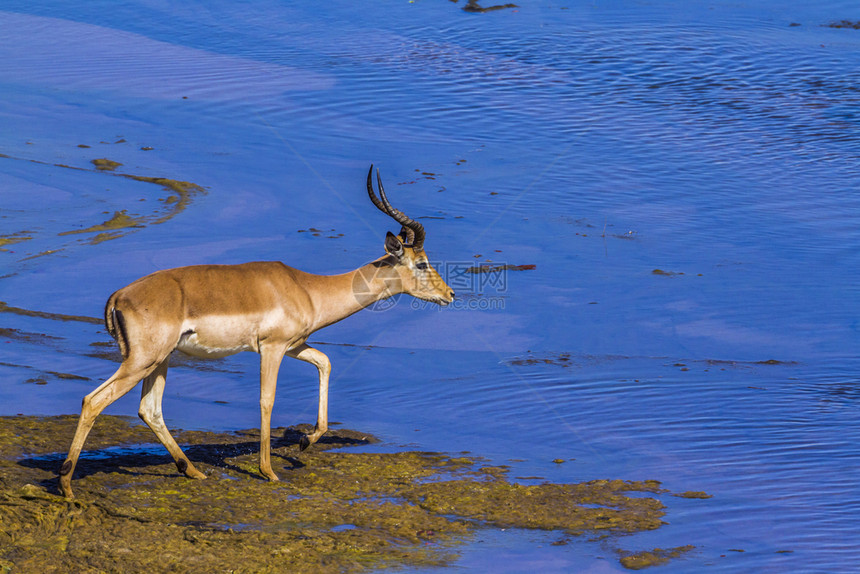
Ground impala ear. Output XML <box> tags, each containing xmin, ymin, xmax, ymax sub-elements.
<box><xmin>384</xmin><ymin>231</ymin><xmax>404</xmax><ymax>259</ymax></box>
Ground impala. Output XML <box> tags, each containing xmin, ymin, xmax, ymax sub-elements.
<box><xmin>58</xmin><ymin>165</ymin><xmax>455</xmax><ymax>498</ymax></box>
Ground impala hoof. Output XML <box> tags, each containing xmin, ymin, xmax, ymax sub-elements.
<box><xmin>299</xmin><ymin>435</ymin><xmax>311</xmax><ymax>451</ymax></box>
<box><xmin>59</xmin><ymin>481</ymin><xmax>74</xmax><ymax>499</ymax></box>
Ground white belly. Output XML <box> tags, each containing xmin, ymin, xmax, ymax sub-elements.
<box><xmin>175</xmin><ymin>330</ymin><xmax>253</xmax><ymax>359</ymax></box>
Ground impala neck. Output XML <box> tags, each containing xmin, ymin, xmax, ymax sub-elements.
<box><xmin>305</xmin><ymin>256</ymin><xmax>403</xmax><ymax>331</ymax></box>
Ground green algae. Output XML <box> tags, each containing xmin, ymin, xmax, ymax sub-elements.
<box><xmin>87</xmin><ymin>231</ymin><xmax>127</xmax><ymax>245</ymax></box>
<box><xmin>0</xmin><ymin>416</ymin><xmax>703</xmax><ymax>571</ymax></box>
<box><xmin>466</xmin><ymin>263</ymin><xmax>536</xmax><ymax>273</ymax></box>
<box><xmin>45</xmin><ymin>371</ymin><xmax>89</xmax><ymax>381</ymax></box>
<box><xmin>825</xmin><ymin>20</ymin><xmax>860</xmax><ymax>29</ymax></box>
<box><xmin>0</xmin><ymin>301</ymin><xmax>101</xmax><ymax>324</ymax></box>
<box><xmin>0</xmin><ymin>327</ymin><xmax>63</xmax><ymax>345</ymax></box>
<box><xmin>403</xmin><ymin>477</ymin><xmax>666</xmax><ymax>535</ymax></box>
<box><xmin>0</xmin><ymin>149</ymin><xmax>206</xmax><ymax>254</ymax></box>
<box><xmin>674</xmin><ymin>491</ymin><xmax>713</xmax><ymax>499</ymax></box>
<box><xmin>619</xmin><ymin>545</ymin><xmax>696</xmax><ymax>569</ymax></box>
<box><xmin>58</xmin><ymin>210</ymin><xmax>144</xmax><ymax>237</ymax></box>
<box><xmin>116</xmin><ymin>174</ymin><xmax>204</xmax><ymax>224</ymax></box>
<box><xmin>651</xmin><ymin>268</ymin><xmax>683</xmax><ymax>277</ymax></box>
<box><xmin>506</xmin><ymin>351</ymin><xmax>573</xmax><ymax>367</ymax></box>
<box><xmin>90</xmin><ymin>158</ymin><xmax>123</xmax><ymax>171</ymax></box>
<box><xmin>0</xmin><ymin>232</ymin><xmax>32</xmax><ymax>250</ymax></box>
<box><xmin>461</xmin><ymin>0</ymin><xmax>519</xmax><ymax>13</ymax></box>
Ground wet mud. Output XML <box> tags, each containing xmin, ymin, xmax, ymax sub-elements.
<box><xmin>0</xmin><ymin>415</ymin><xmax>701</xmax><ymax>572</ymax></box>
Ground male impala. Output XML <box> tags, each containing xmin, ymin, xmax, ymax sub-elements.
<box><xmin>58</xmin><ymin>166</ymin><xmax>454</xmax><ymax>498</ymax></box>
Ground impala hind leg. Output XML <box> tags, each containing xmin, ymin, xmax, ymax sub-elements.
<box><xmin>58</xmin><ymin>358</ymin><xmax>160</xmax><ymax>498</ymax></box>
<box><xmin>138</xmin><ymin>357</ymin><xmax>206</xmax><ymax>480</ymax></box>
<box><xmin>287</xmin><ymin>344</ymin><xmax>331</xmax><ymax>451</ymax></box>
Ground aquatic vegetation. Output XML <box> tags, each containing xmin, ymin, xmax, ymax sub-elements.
<box><xmin>651</xmin><ymin>268</ymin><xmax>684</xmax><ymax>277</ymax></box>
<box><xmin>0</xmin><ymin>149</ymin><xmax>206</xmax><ymax>259</ymax></box>
<box><xmin>0</xmin><ymin>232</ymin><xmax>32</xmax><ymax>250</ymax></box>
<box><xmin>297</xmin><ymin>227</ymin><xmax>344</xmax><ymax>238</ymax></box>
<box><xmin>90</xmin><ymin>158</ymin><xmax>122</xmax><ymax>171</ymax></box>
<box><xmin>674</xmin><ymin>491</ymin><xmax>713</xmax><ymax>499</ymax></box>
<box><xmin>58</xmin><ymin>210</ymin><xmax>144</xmax><ymax>237</ymax></box>
<box><xmin>466</xmin><ymin>263</ymin><xmax>536</xmax><ymax>273</ymax></box>
<box><xmin>460</xmin><ymin>0</ymin><xmax>519</xmax><ymax>13</ymax></box>
<box><xmin>618</xmin><ymin>545</ymin><xmax>696</xmax><ymax>570</ymax></box>
<box><xmin>506</xmin><ymin>351</ymin><xmax>573</xmax><ymax>367</ymax></box>
<box><xmin>825</xmin><ymin>20</ymin><xmax>860</xmax><ymax>29</ymax></box>
<box><xmin>117</xmin><ymin>174</ymin><xmax>204</xmax><ymax>224</ymax></box>
<box><xmin>0</xmin><ymin>415</ymin><xmax>702</xmax><ymax>571</ymax></box>
<box><xmin>0</xmin><ymin>300</ymin><xmax>101</xmax><ymax>324</ymax></box>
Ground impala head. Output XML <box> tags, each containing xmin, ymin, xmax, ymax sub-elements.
<box><xmin>367</xmin><ymin>165</ymin><xmax>455</xmax><ymax>306</ymax></box>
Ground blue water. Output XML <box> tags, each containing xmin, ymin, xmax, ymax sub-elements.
<box><xmin>1</xmin><ymin>1</ymin><xmax>859</xmax><ymax>571</ymax></box>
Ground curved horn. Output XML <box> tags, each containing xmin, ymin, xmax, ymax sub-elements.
<box><xmin>366</xmin><ymin>165</ymin><xmax>411</xmax><ymax>244</ymax></box>
<box><xmin>366</xmin><ymin>165</ymin><xmax>426</xmax><ymax>251</ymax></box>
<box><xmin>366</xmin><ymin>164</ymin><xmax>414</xmax><ymax>242</ymax></box>
<box><xmin>366</xmin><ymin>164</ymin><xmax>388</xmax><ymax>214</ymax></box>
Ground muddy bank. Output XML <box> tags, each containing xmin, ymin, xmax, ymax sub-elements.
<box><xmin>0</xmin><ymin>415</ymin><xmax>702</xmax><ymax>571</ymax></box>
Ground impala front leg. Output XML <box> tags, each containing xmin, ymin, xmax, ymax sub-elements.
<box><xmin>287</xmin><ymin>344</ymin><xmax>331</xmax><ymax>451</ymax></box>
<box><xmin>259</xmin><ymin>344</ymin><xmax>286</xmax><ymax>481</ymax></box>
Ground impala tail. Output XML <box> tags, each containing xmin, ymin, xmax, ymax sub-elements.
<box><xmin>104</xmin><ymin>294</ymin><xmax>130</xmax><ymax>359</ymax></box>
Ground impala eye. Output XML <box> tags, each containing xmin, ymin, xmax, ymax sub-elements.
<box><xmin>416</xmin><ymin>261</ymin><xmax>428</xmax><ymax>271</ymax></box>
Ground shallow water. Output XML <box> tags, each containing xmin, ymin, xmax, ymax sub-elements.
<box><xmin>1</xmin><ymin>1</ymin><xmax>859</xmax><ymax>571</ymax></box>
